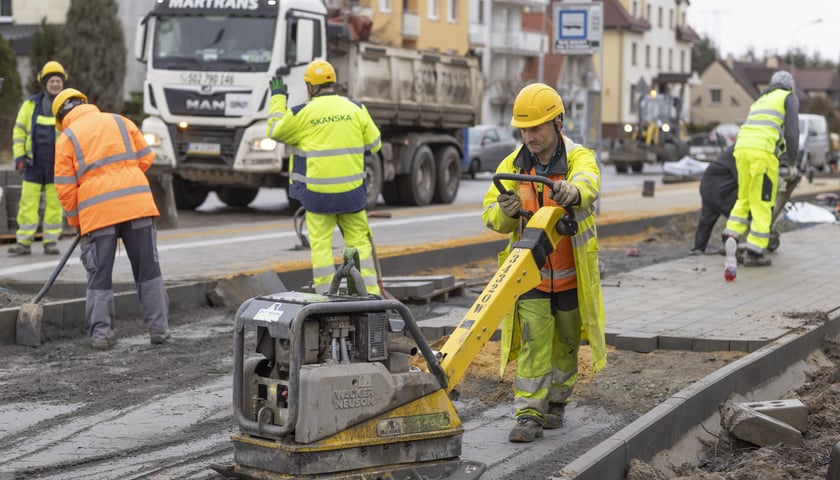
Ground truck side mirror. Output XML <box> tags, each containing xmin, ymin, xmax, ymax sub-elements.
<box><xmin>134</xmin><ymin>14</ymin><xmax>150</xmax><ymax>63</ymax></box>
<box><xmin>275</xmin><ymin>66</ymin><xmax>291</xmax><ymax>77</ymax></box>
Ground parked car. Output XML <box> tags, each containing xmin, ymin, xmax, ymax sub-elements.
<box><xmin>462</xmin><ymin>125</ymin><xmax>520</xmax><ymax>178</ymax></box>
<box><xmin>798</xmin><ymin>113</ymin><xmax>831</xmax><ymax>177</ymax></box>
<box><xmin>710</xmin><ymin>123</ymin><xmax>739</xmax><ymax>148</ymax></box>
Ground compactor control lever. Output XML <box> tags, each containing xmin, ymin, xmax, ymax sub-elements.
<box><xmin>492</xmin><ymin>173</ymin><xmax>577</xmax><ymax>236</ymax></box>
<box><xmin>434</xmin><ymin>173</ymin><xmax>579</xmax><ymax>392</ymax></box>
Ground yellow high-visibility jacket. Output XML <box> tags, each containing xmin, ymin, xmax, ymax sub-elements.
<box><xmin>482</xmin><ymin>137</ymin><xmax>607</xmax><ymax>376</ymax></box>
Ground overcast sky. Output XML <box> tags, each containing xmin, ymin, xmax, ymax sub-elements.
<box><xmin>686</xmin><ymin>1</ymin><xmax>840</xmax><ymax>62</ymax></box>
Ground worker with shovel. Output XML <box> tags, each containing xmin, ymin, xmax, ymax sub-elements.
<box><xmin>52</xmin><ymin>89</ymin><xmax>170</xmax><ymax>350</ymax></box>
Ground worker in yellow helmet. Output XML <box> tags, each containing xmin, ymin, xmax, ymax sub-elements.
<box><xmin>8</xmin><ymin>61</ymin><xmax>67</xmax><ymax>256</ymax></box>
<box><xmin>266</xmin><ymin>59</ymin><xmax>383</xmax><ymax>296</ymax></box>
<box><xmin>482</xmin><ymin>83</ymin><xmax>606</xmax><ymax>442</ymax></box>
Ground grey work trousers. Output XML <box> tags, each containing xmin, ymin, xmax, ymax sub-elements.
<box><xmin>80</xmin><ymin>217</ymin><xmax>169</xmax><ymax>342</ymax></box>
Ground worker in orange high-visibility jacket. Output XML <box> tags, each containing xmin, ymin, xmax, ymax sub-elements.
<box><xmin>266</xmin><ymin>59</ymin><xmax>382</xmax><ymax>295</ymax></box>
<box><xmin>52</xmin><ymin>88</ymin><xmax>170</xmax><ymax>351</ymax></box>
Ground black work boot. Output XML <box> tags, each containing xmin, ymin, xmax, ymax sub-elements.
<box><xmin>544</xmin><ymin>402</ymin><xmax>566</xmax><ymax>429</ymax></box>
<box><xmin>509</xmin><ymin>416</ymin><xmax>543</xmax><ymax>443</ymax></box>
<box><xmin>7</xmin><ymin>243</ymin><xmax>31</xmax><ymax>256</ymax></box>
<box><xmin>743</xmin><ymin>251</ymin><xmax>771</xmax><ymax>267</ymax></box>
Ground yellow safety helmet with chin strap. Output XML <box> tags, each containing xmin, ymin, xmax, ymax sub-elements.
<box><xmin>37</xmin><ymin>61</ymin><xmax>68</xmax><ymax>83</ymax></box>
<box><xmin>52</xmin><ymin>88</ymin><xmax>88</xmax><ymax>127</ymax></box>
<box><xmin>511</xmin><ymin>83</ymin><xmax>565</xmax><ymax>129</ymax></box>
<box><xmin>303</xmin><ymin>59</ymin><xmax>336</xmax><ymax>86</ymax></box>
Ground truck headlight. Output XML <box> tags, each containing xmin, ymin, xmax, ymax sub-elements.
<box><xmin>661</xmin><ymin>123</ymin><xmax>671</xmax><ymax>133</ymax></box>
<box><xmin>251</xmin><ymin>138</ymin><xmax>277</xmax><ymax>151</ymax></box>
<box><xmin>623</xmin><ymin>123</ymin><xmax>633</xmax><ymax>134</ymax></box>
<box><xmin>143</xmin><ymin>132</ymin><xmax>162</xmax><ymax>147</ymax></box>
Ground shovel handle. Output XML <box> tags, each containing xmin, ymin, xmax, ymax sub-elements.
<box><xmin>32</xmin><ymin>234</ymin><xmax>82</xmax><ymax>304</ymax></box>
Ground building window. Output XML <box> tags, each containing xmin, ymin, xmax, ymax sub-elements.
<box><xmin>646</xmin><ymin>4</ymin><xmax>651</xmax><ymax>20</ymax></box>
<box><xmin>710</xmin><ymin>88</ymin><xmax>722</xmax><ymax>105</ymax></box>
<box><xmin>680</xmin><ymin>50</ymin><xmax>685</xmax><ymax>72</ymax></box>
<box><xmin>669</xmin><ymin>10</ymin><xmax>673</xmax><ymax>28</ymax></box>
<box><xmin>632</xmin><ymin>1</ymin><xmax>637</xmax><ymax>17</ymax></box>
<box><xmin>477</xmin><ymin>0</ymin><xmax>485</xmax><ymax>24</ymax></box>
<box><xmin>657</xmin><ymin>6</ymin><xmax>662</xmax><ymax>27</ymax></box>
<box><xmin>645</xmin><ymin>45</ymin><xmax>650</xmax><ymax>67</ymax></box>
<box><xmin>380</xmin><ymin>0</ymin><xmax>391</xmax><ymax>13</ymax></box>
<box><xmin>447</xmin><ymin>0</ymin><xmax>456</xmax><ymax>22</ymax></box>
<box><xmin>428</xmin><ymin>0</ymin><xmax>438</xmax><ymax>20</ymax></box>
<box><xmin>657</xmin><ymin>46</ymin><xmax>661</xmax><ymax>68</ymax></box>
<box><xmin>631</xmin><ymin>42</ymin><xmax>637</xmax><ymax>66</ymax></box>
<box><xmin>0</xmin><ymin>0</ymin><xmax>10</xmax><ymax>17</ymax></box>
<box><xmin>668</xmin><ymin>48</ymin><xmax>673</xmax><ymax>70</ymax></box>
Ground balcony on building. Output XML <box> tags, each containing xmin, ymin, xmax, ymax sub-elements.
<box><xmin>493</xmin><ymin>0</ymin><xmax>547</xmax><ymax>9</ymax></box>
<box><xmin>490</xmin><ymin>30</ymin><xmax>546</xmax><ymax>56</ymax></box>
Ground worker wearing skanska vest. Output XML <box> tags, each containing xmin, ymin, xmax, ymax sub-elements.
<box><xmin>8</xmin><ymin>61</ymin><xmax>67</xmax><ymax>256</ymax></box>
<box><xmin>266</xmin><ymin>59</ymin><xmax>382</xmax><ymax>295</ymax></box>
<box><xmin>482</xmin><ymin>83</ymin><xmax>606</xmax><ymax>443</ymax></box>
<box><xmin>723</xmin><ymin>70</ymin><xmax>799</xmax><ymax>267</ymax></box>
<box><xmin>52</xmin><ymin>88</ymin><xmax>170</xmax><ymax>350</ymax></box>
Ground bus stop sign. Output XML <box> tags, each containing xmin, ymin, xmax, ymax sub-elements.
<box><xmin>553</xmin><ymin>2</ymin><xmax>603</xmax><ymax>55</ymax></box>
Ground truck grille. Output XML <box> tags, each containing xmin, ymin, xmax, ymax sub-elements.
<box><xmin>168</xmin><ymin>125</ymin><xmax>242</xmax><ymax>167</ymax></box>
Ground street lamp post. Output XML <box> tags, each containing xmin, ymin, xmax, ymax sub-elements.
<box><xmin>789</xmin><ymin>18</ymin><xmax>823</xmax><ymax>79</ymax></box>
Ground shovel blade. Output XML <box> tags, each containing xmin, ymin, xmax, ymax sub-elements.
<box><xmin>16</xmin><ymin>303</ymin><xmax>43</xmax><ymax>346</ymax></box>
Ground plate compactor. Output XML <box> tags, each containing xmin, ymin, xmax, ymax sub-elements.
<box><xmin>213</xmin><ymin>174</ymin><xmax>577</xmax><ymax>480</ymax></box>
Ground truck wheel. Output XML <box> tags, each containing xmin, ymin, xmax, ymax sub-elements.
<box><xmin>365</xmin><ymin>152</ymin><xmax>383</xmax><ymax>210</ymax></box>
<box><xmin>397</xmin><ymin>145</ymin><xmax>436</xmax><ymax>206</ymax></box>
<box><xmin>615</xmin><ymin>164</ymin><xmax>629</xmax><ymax>174</ymax></box>
<box><xmin>432</xmin><ymin>146</ymin><xmax>460</xmax><ymax>204</ymax></box>
<box><xmin>172</xmin><ymin>174</ymin><xmax>209</xmax><ymax>210</ymax></box>
<box><xmin>217</xmin><ymin>187</ymin><xmax>259</xmax><ymax>208</ymax></box>
<box><xmin>631</xmin><ymin>162</ymin><xmax>644</xmax><ymax>173</ymax></box>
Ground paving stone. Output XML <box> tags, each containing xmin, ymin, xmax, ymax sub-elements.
<box><xmin>721</xmin><ymin>402</ymin><xmax>803</xmax><ymax>447</ymax></box>
<box><xmin>383</xmin><ymin>275</ymin><xmax>455</xmax><ymax>290</ymax></box>
<box><xmin>739</xmin><ymin>399</ymin><xmax>808</xmax><ymax>432</ymax></box>
<box><xmin>381</xmin><ymin>280</ymin><xmax>436</xmax><ymax>299</ymax></box>
<box><xmin>614</xmin><ymin>332</ymin><xmax>658</xmax><ymax>353</ymax></box>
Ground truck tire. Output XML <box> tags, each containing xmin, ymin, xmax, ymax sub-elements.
<box><xmin>397</xmin><ymin>145</ymin><xmax>436</xmax><ymax>206</ymax></box>
<box><xmin>172</xmin><ymin>174</ymin><xmax>209</xmax><ymax>210</ymax></box>
<box><xmin>432</xmin><ymin>146</ymin><xmax>460</xmax><ymax>204</ymax></box>
<box><xmin>365</xmin><ymin>152</ymin><xmax>383</xmax><ymax>210</ymax></box>
<box><xmin>615</xmin><ymin>164</ymin><xmax>629</xmax><ymax>174</ymax></box>
<box><xmin>631</xmin><ymin>162</ymin><xmax>644</xmax><ymax>173</ymax></box>
<box><xmin>217</xmin><ymin>187</ymin><xmax>259</xmax><ymax>208</ymax></box>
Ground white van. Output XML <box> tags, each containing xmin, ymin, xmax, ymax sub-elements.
<box><xmin>798</xmin><ymin>113</ymin><xmax>831</xmax><ymax>175</ymax></box>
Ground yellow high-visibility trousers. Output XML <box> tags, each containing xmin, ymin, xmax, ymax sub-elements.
<box><xmin>306</xmin><ymin>210</ymin><xmax>381</xmax><ymax>296</ymax></box>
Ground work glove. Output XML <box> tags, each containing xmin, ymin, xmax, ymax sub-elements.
<box><xmin>269</xmin><ymin>76</ymin><xmax>286</xmax><ymax>96</ymax></box>
<box><xmin>14</xmin><ymin>157</ymin><xmax>30</xmax><ymax>173</ymax></box>
<box><xmin>550</xmin><ymin>180</ymin><xmax>580</xmax><ymax>207</ymax></box>
<box><xmin>497</xmin><ymin>191</ymin><xmax>521</xmax><ymax>218</ymax></box>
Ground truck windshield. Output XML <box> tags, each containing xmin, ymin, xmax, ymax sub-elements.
<box><xmin>152</xmin><ymin>15</ymin><xmax>276</xmax><ymax>72</ymax></box>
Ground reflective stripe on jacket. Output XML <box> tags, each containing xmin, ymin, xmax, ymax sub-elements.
<box><xmin>53</xmin><ymin>104</ymin><xmax>159</xmax><ymax>234</ymax></box>
<box><xmin>735</xmin><ymin>88</ymin><xmax>790</xmax><ymax>156</ymax></box>
<box><xmin>267</xmin><ymin>92</ymin><xmax>382</xmax><ymax>214</ymax></box>
<box><xmin>482</xmin><ymin>136</ymin><xmax>606</xmax><ymax>377</ymax></box>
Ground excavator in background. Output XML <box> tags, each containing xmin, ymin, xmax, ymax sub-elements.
<box><xmin>608</xmin><ymin>89</ymin><xmax>690</xmax><ymax>174</ymax></box>
<box><xmin>212</xmin><ymin>174</ymin><xmax>577</xmax><ymax>480</ymax></box>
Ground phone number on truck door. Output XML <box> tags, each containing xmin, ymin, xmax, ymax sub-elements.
<box><xmin>180</xmin><ymin>72</ymin><xmax>235</xmax><ymax>86</ymax></box>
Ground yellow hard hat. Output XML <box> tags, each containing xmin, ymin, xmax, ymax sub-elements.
<box><xmin>303</xmin><ymin>59</ymin><xmax>336</xmax><ymax>86</ymax></box>
<box><xmin>52</xmin><ymin>88</ymin><xmax>88</xmax><ymax>118</ymax></box>
<box><xmin>37</xmin><ymin>61</ymin><xmax>67</xmax><ymax>83</ymax></box>
<box><xmin>510</xmin><ymin>83</ymin><xmax>565</xmax><ymax>129</ymax></box>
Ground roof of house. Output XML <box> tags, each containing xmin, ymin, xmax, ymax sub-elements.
<box><xmin>720</xmin><ymin>58</ymin><xmax>811</xmax><ymax>106</ymax></box>
<box><xmin>602</xmin><ymin>0</ymin><xmax>650</xmax><ymax>33</ymax></box>
<box><xmin>794</xmin><ymin>68</ymin><xmax>840</xmax><ymax>93</ymax></box>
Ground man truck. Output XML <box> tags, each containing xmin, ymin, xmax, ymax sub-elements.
<box><xmin>134</xmin><ymin>0</ymin><xmax>482</xmax><ymax>218</ymax></box>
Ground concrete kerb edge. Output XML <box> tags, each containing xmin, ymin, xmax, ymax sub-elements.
<box><xmin>0</xmin><ymin>280</ymin><xmax>216</xmax><ymax>346</ymax></box>
<box><xmin>553</xmin><ymin>313</ymin><xmax>840</xmax><ymax>480</ymax></box>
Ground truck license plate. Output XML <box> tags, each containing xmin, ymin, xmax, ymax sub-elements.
<box><xmin>186</xmin><ymin>142</ymin><xmax>221</xmax><ymax>155</ymax></box>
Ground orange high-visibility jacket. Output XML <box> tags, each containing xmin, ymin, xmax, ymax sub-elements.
<box><xmin>54</xmin><ymin>104</ymin><xmax>159</xmax><ymax>235</ymax></box>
